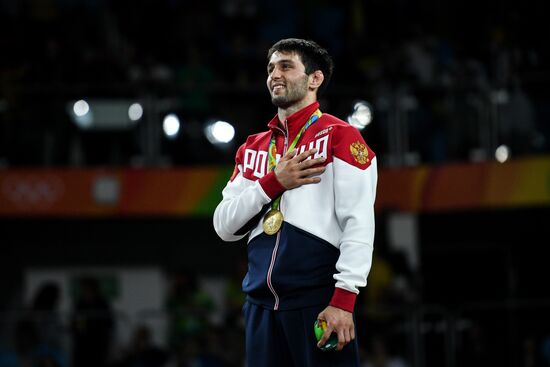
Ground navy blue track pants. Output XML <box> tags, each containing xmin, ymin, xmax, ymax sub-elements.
<box><xmin>243</xmin><ymin>301</ymin><xmax>360</xmax><ymax>367</ymax></box>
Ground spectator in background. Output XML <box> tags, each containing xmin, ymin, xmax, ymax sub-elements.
<box><xmin>542</xmin><ymin>335</ymin><xmax>550</xmax><ymax>366</ymax></box>
<box><xmin>175</xmin><ymin>46</ymin><xmax>214</xmax><ymax>118</ymax></box>
<box><xmin>403</xmin><ymin>34</ymin><xmax>436</xmax><ymax>87</ymax></box>
<box><xmin>30</xmin><ymin>282</ymin><xmax>65</xmax><ymax>361</ymax></box>
<box><xmin>0</xmin><ymin>282</ymin><xmax>65</xmax><ymax>367</ymax></box>
<box><xmin>222</xmin><ymin>256</ymin><xmax>247</xmax><ymax>329</ymax></box>
<box><xmin>165</xmin><ymin>269</ymin><xmax>215</xmax><ymax>352</ymax></box>
<box><xmin>363</xmin><ymin>247</ymin><xmax>418</xmax><ymax>310</ymax></box>
<box><xmin>498</xmin><ymin>76</ymin><xmax>539</xmax><ymax>155</ymax></box>
<box><xmin>362</xmin><ymin>336</ymin><xmax>409</xmax><ymax>367</ymax></box>
<box><xmin>166</xmin><ymin>327</ymin><xmax>231</xmax><ymax>367</ymax></box>
<box><xmin>71</xmin><ymin>277</ymin><xmax>115</xmax><ymax>367</ymax></box>
<box><xmin>220</xmin><ymin>256</ymin><xmax>247</xmax><ymax>367</ymax></box>
<box><xmin>8</xmin><ymin>316</ymin><xmax>40</xmax><ymax>367</ymax></box>
<box><xmin>356</xmin><ymin>245</ymin><xmax>417</xmax><ymax>366</ymax></box>
<box><xmin>111</xmin><ymin>325</ymin><xmax>168</xmax><ymax>367</ymax></box>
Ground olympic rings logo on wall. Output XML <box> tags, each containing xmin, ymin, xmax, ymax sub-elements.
<box><xmin>1</xmin><ymin>174</ymin><xmax>65</xmax><ymax>209</ymax></box>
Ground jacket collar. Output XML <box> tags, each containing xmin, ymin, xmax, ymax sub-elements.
<box><xmin>267</xmin><ymin>101</ymin><xmax>321</xmax><ymax>139</ymax></box>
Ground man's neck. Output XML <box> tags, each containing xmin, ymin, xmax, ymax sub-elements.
<box><xmin>277</xmin><ymin>95</ymin><xmax>317</xmax><ymax>123</ymax></box>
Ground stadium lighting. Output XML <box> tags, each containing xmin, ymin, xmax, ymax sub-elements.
<box><xmin>491</xmin><ymin>89</ymin><xmax>509</xmax><ymax>105</ymax></box>
<box><xmin>70</xmin><ymin>99</ymin><xmax>93</xmax><ymax>129</ymax></box>
<box><xmin>163</xmin><ymin>114</ymin><xmax>180</xmax><ymax>138</ymax></box>
<box><xmin>128</xmin><ymin>103</ymin><xmax>143</xmax><ymax>121</ymax></box>
<box><xmin>73</xmin><ymin>100</ymin><xmax>90</xmax><ymax>117</ymax></box>
<box><xmin>68</xmin><ymin>99</ymin><xmax>144</xmax><ymax>130</ymax></box>
<box><xmin>495</xmin><ymin>145</ymin><xmax>510</xmax><ymax>163</ymax></box>
<box><xmin>347</xmin><ymin>101</ymin><xmax>373</xmax><ymax>130</ymax></box>
<box><xmin>205</xmin><ymin>120</ymin><xmax>235</xmax><ymax>145</ymax></box>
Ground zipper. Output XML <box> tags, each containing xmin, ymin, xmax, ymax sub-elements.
<box><xmin>283</xmin><ymin>120</ymin><xmax>289</xmax><ymax>152</ymax></box>
<box><xmin>266</xmin><ymin>230</ymin><xmax>281</xmax><ymax>310</ymax></box>
<box><xmin>280</xmin><ymin>122</ymin><xmax>288</xmax><ymax>215</ymax></box>
<box><xmin>272</xmin><ymin>124</ymin><xmax>289</xmax><ymax>154</ymax></box>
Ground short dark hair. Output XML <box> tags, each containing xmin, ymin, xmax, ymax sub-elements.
<box><xmin>268</xmin><ymin>38</ymin><xmax>334</xmax><ymax>95</ymax></box>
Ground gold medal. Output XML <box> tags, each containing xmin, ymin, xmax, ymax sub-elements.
<box><xmin>261</xmin><ymin>109</ymin><xmax>321</xmax><ymax>236</ymax></box>
<box><xmin>263</xmin><ymin>209</ymin><xmax>284</xmax><ymax>235</ymax></box>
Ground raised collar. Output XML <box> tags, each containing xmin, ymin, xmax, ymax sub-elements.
<box><xmin>267</xmin><ymin>101</ymin><xmax>321</xmax><ymax>139</ymax></box>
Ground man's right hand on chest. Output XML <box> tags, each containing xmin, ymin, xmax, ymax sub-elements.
<box><xmin>274</xmin><ymin>148</ymin><xmax>326</xmax><ymax>189</ymax></box>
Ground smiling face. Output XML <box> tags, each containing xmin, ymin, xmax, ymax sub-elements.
<box><xmin>266</xmin><ymin>51</ymin><xmax>310</xmax><ymax>109</ymax></box>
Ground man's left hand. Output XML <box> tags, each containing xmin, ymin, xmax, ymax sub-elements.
<box><xmin>317</xmin><ymin>305</ymin><xmax>355</xmax><ymax>351</ymax></box>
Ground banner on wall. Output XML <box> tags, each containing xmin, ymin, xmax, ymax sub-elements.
<box><xmin>1</xmin><ymin>156</ymin><xmax>549</xmax><ymax>217</ymax></box>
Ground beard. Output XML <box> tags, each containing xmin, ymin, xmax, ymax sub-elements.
<box><xmin>270</xmin><ymin>75</ymin><xmax>309</xmax><ymax>108</ymax></box>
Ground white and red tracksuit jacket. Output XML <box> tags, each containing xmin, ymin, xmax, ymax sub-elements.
<box><xmin>213</xmin><ymin>101</ymin><xmax>377</xmax><ymax>312</ymax></box>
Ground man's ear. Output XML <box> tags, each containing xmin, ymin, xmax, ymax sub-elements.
<box><xmin>309</xmin><ymin>70</ymin><xmax>325</xmax><ymax>90</ymax></box>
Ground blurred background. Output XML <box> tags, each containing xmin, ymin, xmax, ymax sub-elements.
<box><xmin>1</xmin><ymin>0</ymin><xmax>549</xmax><ymax>366</ymax></box>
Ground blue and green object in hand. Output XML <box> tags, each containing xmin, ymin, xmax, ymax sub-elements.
<box><xmin>314</xmin><ymin>319</ymin><xmax>338</xmax><ymax>351</ymax></box>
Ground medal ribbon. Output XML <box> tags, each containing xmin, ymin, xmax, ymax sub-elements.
<box><xmin>267</xmin><ymin>109</ymin><xmax>322</xmax><ymax>210</ymax></box>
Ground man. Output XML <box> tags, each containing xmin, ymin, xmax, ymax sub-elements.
<box><xmin>213</xmin><ymin>38</ymin><xmax>377</xmax><ymax>366</ymax></box>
